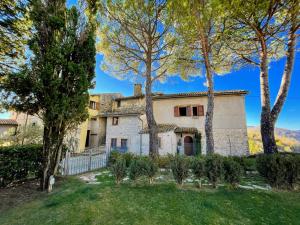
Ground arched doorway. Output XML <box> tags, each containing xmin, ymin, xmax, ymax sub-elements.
<box><xmin>184</xmin><ymin>136</ymin><xmax>194</xmax><ymax>156</ymax></box>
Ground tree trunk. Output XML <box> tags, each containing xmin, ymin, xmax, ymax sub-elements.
<box><xmin>40</xmin><ymin>123</ymin><xmax>64</xmax><ymax>191</ymax></box>
<box><xmin>258</xmin><ymin>36</ymin><xmax>278</xmax><ymax>154</ymax></box>
<box><xmin>145</xmin><ymin>65</ymin><xmax>159</xmax><ymax>158</ymax></box>
<box><xmin>200</xmin><ymin>29</ymin><xmax>214</xmax><ymax>154</ymax></box>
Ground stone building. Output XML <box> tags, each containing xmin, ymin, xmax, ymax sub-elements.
<box><xmin>101</xmin><ymin>84</ymin><xmax>249</xmax><ymax>156</ymax></box>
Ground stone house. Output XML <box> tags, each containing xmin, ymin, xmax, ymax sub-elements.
<box><xmin>101</xmin><ymin>84</ymin><xmax>249</xmax><ymax>156</ymax></box>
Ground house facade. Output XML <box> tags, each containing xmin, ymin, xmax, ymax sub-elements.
<box><xmin>8</xmin><ymin>84</ymin><xmax>249</xmax><ymax>156</ymax></box>
<box><xmin>102</xmin><ymin>84</ymin><xmax>249</xmax><ymax>156</ymax></box>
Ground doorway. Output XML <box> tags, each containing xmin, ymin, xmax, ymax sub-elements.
<box><xmin>184</xmin><ymin>136</ymin><xmax>194</xmax><ymax>156</ymax></box>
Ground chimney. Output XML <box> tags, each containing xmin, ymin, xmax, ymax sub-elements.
<box><xmin>134</xmin><ymin>84</ymin><xmax>142</xmax><ymax>96</ymax></box>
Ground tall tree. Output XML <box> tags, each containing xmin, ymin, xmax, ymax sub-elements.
<box><xmin>92</xmin><ymin>0</ymin><xmax>176</xmax><ymax>157</ymax></box>
<box><xmin>223</xmin><ymin>0</ymin><xmax>299</xmax><ymax>153</ymax></box>
<box><xmin>0</xmin><ymin>0</ymin><xmax>30</xmax><ymax>77</ymax></box>
<box><xmin>168</xmin><ymin>0</ymin><xmax>235</xmax><ymax>154</ymax></box>
<box><xmin>0</xmin><ymin>0</ymin><xmax>96</xmax><ymax>191</ymax></box>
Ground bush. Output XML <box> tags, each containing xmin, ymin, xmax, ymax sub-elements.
<box><xmin>191</xmin><ymin>157</ymin><xmax>205</xmax><ymax>188</ymax></box>
<box><xmin>232</xmin><ymin>156</ymin><xmax>256</xmax><ymax>173</ymax></box>
<box><xmin>128</xmin><ymin>158</ymin><xmax>144</xmax><ymax>182</ymax></box>
<box><xmin>170</xmin><ymin>155</ymin><xmax>189</xmax><ymax>186</ymax></box>
<box><xmin>142</xmin><ymin>158</ymin><xmax>158</xmax><ymax>184</ymax></box>
<box><xmin>0</xmin><ymin>144</ymin><xmax>42</xmax><ymax>187</ymax></box>
<box><xmin>108</xmin><ymin>151</ymin><xmax>135</xmax><ymax>167</ymax></box>
<box><xmin>256</xmin><ymin>153</ymin><xmax>300</xmax><ymax>189</ymax></box>
<box><xmin>110</xmin><ymin>158</ymin><xmax>127</xmax><ymax>185</ymax></box>
<box><xmin>155</xmin><ymin>155</ymin><xmax>171</xmax><ymax>169</ymax></box>
<box><xmin>223</xmin><ymin>157</ymin><xmax>243</xmax><ymax>188</ymax></box>
<box><xmin>205</xmin><ymin>154</ymin><xmax>223</xmax><ymax>188</ymax></box>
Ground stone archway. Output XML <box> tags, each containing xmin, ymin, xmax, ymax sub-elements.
<box><xmin>184</xmin><ymin>136</ymin><xmax>194</xmax><ymax>156</ymax></box>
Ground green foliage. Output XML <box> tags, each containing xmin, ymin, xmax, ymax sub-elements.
<box><xmin>170</xmin><ymin>155</ymin><xmax>189</xmax><ymax>186</ymax></box>
<box><xmin>232</xmin><ymin>156</ymin><xmax>256</xmax><ymax>174</ymax></box>
<box><xmin>108</xmin><ymin>151</ymin><xmax>135</xmax><ymax>167</ymax></box>
<box><xmin>0</xmin><ymin>0</ymin><xmax>30</xmax><ymax>76</ymax></box>
<box><xmin>110</xmin><ymin>158</ymin><xmax>127</xmax><ymax>185</ymax></box>
<box><xmin>128</xmin><ymin>158</ymin><xmax>144</xmax><ymax>182</ymax></box>
<box><xmin>205</xmin><ymin>154</ymin><xmax>223</xmax><ymax>188</ymax></box>
<box><xmin>256</xmin><ymin>154</ymin><xmax>300</xmax><ymax>189</ymax></box>
<box><xmin>0</xmin><ymin>0</ymin><xmax>96</xmax><ymax>190</ymax></box>
<box><xmin>142</xmin><ymin>157</ymin><xmax>158</xmax><ymax>184</ymax></box>
<box><xmin>0</xmin><ymin>124</ymin><xmax>43</xmax><ymax>146</ymax></box>
<box><xmin>0</xmin><ymin>144</ymin><xmax>42</xmax><ymax>187</ymax></box>
<box><xmin>155</xmin><ymin>155</ymin><xmax>171</xmax><ymax>169</ymax></box>
<box><xmin>223</xmin><ymin>157</ymin><xmax>243</xmax><ymax>188</ymax></box>
<box><xmin>192</xmin><ymin>157</ymin><xmax>205</xmax><ymax>180</ymax></box>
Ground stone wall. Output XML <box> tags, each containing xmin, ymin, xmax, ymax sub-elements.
<box><xmin>105</xmin><ymin>115</ymin><xmax>142</xmax><ymax>154</ymax></box>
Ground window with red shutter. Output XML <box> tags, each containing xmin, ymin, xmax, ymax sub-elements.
<box><xmin>174</xmin><ymin>106</ymin><xmax>179</xmax><ymax>117</ymax></box>
<box><xmin>187</xmin><ymin>106</ymin><xmax>192</xmax><ymax>116</ymax></box>
<box><xmin>197</xmin><ymin>105</ymin><xmax>204</xmax><ymax>116</ymax></box>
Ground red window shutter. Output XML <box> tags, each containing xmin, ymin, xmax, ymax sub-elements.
<box><xmin>197</xmin><ymin>105</ymin><xmax>204</xmax><ymax>116</ymax></box>
<box><xmin>187</xmin><ymin>106</ymin><xmax>192</xmax><ymax>116</ymax></box>
<box><xmin>174</xmin><ymin>106</ymin><xmax>179</xmax><ymax>117</ymax></box>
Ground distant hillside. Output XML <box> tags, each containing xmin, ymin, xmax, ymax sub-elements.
<box><xmin>247</xmin><ymin>126</ymin><xmax>300</xmax><ymax>154</ymax></box>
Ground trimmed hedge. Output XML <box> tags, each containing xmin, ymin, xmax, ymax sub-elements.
<box><xmin>256</xmin><ymin>153</ymin><xmax>300</xmax><ymax>189</ymax></box>
<box><xmin>0</xmin><ymin>145</ymin><xmax>43</xmax><ymax>187</ymax></box>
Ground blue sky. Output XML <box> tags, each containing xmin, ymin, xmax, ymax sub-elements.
<box><xmin>1</xmin><ymin>0</ymin><xmax>299</xmax><ymax>130</ymax></box>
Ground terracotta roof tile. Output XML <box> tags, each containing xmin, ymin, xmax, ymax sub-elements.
<box><xmin>0</xmin><ymin>119</ymin><xmax>18</xmax><ymax>125</ymax></box>
<box><xmin>140</xmin><ymin>124</ymin><xmax>198</xmax><ymax>134</ymax></box>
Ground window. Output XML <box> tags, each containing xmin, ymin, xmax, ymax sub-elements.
<box><xmin>192</xmin><ymin>106</ymin><xmax>198</xmax><ymax>116</ymax></box>
<box><xmin>179</xmin><ymin>107</ymin><xmax>187</xmax><ymax>116</ymax></box>
<box><xmin>112</xmin><ymin>117</ymin><xmax>119</xmax><ymax>125</ymax></box>
<box><xmin>121</xmin><ymin>139</ymin><xmax>127</xmax><ymax>148</ymax></box>
<box><xmin>111</xmin><ymin>138</ymin><xmax>117</xmax><ymax>148</ymax></box>
<box><xmin>116</xmin><ymin>100</ymin><xmax>121</xmax><ymax>107</ymax></box>
<box><xmin>89</xmin><ymin>101</ymin><xmax>97</xmax><ymax>110</ymax></box>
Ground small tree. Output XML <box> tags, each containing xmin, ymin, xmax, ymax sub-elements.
<box><xmin>128</xmin><ymin>159</ymin><xmax>143</xmax><ymax>184</ymax></box>
<box><xmin>223</xmin><ymin>157</ymin><xmax>242</xmax><ymax>188</ymax></box>
<box><xmin>192</xmin><ymin>157</ymin><xmax>205</xmax><ymax>188</ymax></box>
<box><xmin>205</xmin><ymin>154</ymin><xmax>223</xmax><ymax>188</ymax></box>
<box><xmin>142</xmin><ymin>158</ymin><xmax>158</xmax><ymax>184</ymax></box>
<box><xmin>110</xmin><ymin>158</ymin><xmax>127</xmax><ymax>185</ymax></box>
<box><xmin>170</xmin><ymin>155</ymin><xmax>189</xmax><ymax>187</ymax></box>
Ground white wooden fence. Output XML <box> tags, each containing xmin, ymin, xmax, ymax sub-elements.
<box><xmin>61</xmin><ymin>148</ymin><xmax>110</xmax><ymax>175</ymax></box>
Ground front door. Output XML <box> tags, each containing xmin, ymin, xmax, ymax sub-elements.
<box><xmin>184</xmin><ymin>136</ymin><xmax>194</xmax><ymax>156</ymax></box>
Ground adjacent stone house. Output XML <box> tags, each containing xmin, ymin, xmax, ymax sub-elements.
<box><xmin>101</xmin><ymin>84</ymin><xmax>249</xmax><ymax>156</ymax></box>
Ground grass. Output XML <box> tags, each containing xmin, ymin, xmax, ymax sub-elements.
<box><xmin>0</xmin><ymin>171</ymin><xmax>300</xmax><ymax>225</ymax></box>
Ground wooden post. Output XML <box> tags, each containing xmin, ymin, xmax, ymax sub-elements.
<box><xmin>65</xmin><ymin>151</ymin><xmax>70</xmax><ymax>176</ymax></box>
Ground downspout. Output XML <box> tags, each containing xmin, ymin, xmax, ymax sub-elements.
<box><xmin>138</xmin><ymin>115</ymin><xmax>143</xmax><ymax>156</ymax></box>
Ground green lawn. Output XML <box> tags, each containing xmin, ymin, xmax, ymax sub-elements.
<box><xmin>0</xmin><ymin>171</ymin><xmax>300</xmax><ymax>225</ymax></box>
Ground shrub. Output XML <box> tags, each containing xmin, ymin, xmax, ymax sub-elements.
<box><xmin>205</xmin><ymin>154</ymin><xmax>223</xmax><ymax>188</ymax></box>
<box><xmin>223</xmin><ymin>157</ymin><xmax>243</xmax><ymax>188</ymax></box>
<box><xmin>155</xmin><ymin>155</ymin><xmax>171</xmax><ymax>169</ymax></box>
<box><xmin>232</xmin><ymin>156</ymin><xmax>256</xmax><ymax>173</ymax></box>
<box><xmin>256</xmin><ymin>153</ymin><xmax>300</xmax><ymax>189</ymax></box>
<box><xmin>170</xmin><ymin>155</ymin><xmax>189</xmax><ymax>186</ymax></box>
<box><xmin>108</xmin><ymin>150</ymin><xmax>122</xmax><ymax>166</ymax></box>
<box><xmin>110</xmin><ymin>158</ymin><xmax>127</xmax><ymax>185</ymax></box>
<box><xmin>142</xmin><ymin>158</ymin><xmax>158</xmax><ymax>184</ymax></box>
<box><xmin>108</xmin><ymin>151</ymin><xmax>135</xmax><ymax>167</ymax></box>
<box><xmin>0</xmin><ymin>144</ymin><xmax>42</xmax><ymax>187</ymax></box>
<box><xmin>128</xmin><ymin>158</ymin><xmax>144</xmax><ymax>182</ymax></box>
<box><xmin>191</xmin><ymin>157</ymin><xmax>205</xmax><ymax>188</ymax></box>
<box><xmin>123</xmin><ymin>152</ymin><xmax>135</xmax><ymax>167</ymax></box>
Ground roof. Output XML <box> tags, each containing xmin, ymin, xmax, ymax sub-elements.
<box><xmin>115</xmin><ymin>90</ymin><xmax>248</xmax><ymax>101</ymax></box>
<box><xmin>99</xmin><ymin>106</ymin><xmax>145</xmax><ymax>117</ymax></box>
<box><xmin>0</xmin><ymin>119</ymin><xmax>18</xmax><ymax>126</ymax></box>
<box><xmin>139</xmin><ymin>124</ymin><xmax>198</xmax><ymax>134</ymax></box>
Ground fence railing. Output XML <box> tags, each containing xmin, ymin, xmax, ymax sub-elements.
<box><xmin>61</xmin><ymin>148</ymin><xmax>111</xmax><ymax>176</ymax></box>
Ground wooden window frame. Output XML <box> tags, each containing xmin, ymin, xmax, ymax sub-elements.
<box><xmin>121</xmin><ymin>139</ymin><xmax>128</xmax><ymax>148</ymax></box>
